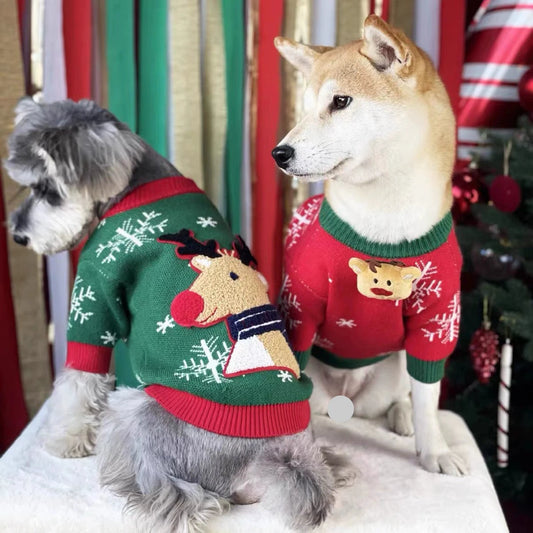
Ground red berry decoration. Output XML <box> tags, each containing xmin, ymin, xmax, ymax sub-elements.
<box><xmin>490</xmin><ymin>174</ymin><xmax>521</xmax><ymax>213</ymax></box>
<box><xmin>518</xmin><ymin>67</ymin><xmax>533</xmax><ymax>114</ymax></box>
<box><xmin>470</xmin><ymin>323</ymin><xmax>500</xmax><ymax>384</ymax></box>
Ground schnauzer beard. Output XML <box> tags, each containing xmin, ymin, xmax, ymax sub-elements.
<box><xmin>11</xmin><ymin>189</ymin><xmax>96</xmax><ymax>255</ymax></box>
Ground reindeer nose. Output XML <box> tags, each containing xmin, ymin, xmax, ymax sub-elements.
<box><xmin>171</xmin><ymin>290</ymin><xmax>204</xmax><ymax>327</ymax></box>
<box><xmin>271</xmin><ymin>145</ymin><xmax>295</xmax><ymax>169</ymax></box>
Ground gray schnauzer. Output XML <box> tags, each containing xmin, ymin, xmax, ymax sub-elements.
<box><xmin>5</xmin><ymin>98</ymin><xmax>353</xmax><ymax>533</ymax></box>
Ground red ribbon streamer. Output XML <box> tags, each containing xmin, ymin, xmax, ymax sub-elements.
<box><xmin>253</xmin><ymin>0</ymin><xmax>284</xmax><ymax>300</ymax></box>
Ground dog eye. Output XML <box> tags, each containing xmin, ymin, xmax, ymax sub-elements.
<box><xmin>230</xmin><ymin>272</ymin><xmax>239</xmax><ymax>280</ymax></box>
<box><xmin>331</xmin><ymin>95</ymin><xmax>352</xmax><ymax>111</ymax></box>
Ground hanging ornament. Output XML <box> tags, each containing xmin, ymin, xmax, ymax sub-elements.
<box><xmin>471</xmin><ymin>243</ymin><xmax>521</xmax><ymax>281</ymax></box>
<box><xmin>469</xmin><ymin>299</ymin><xmax>500</xmax><ymax>384</ymax></box>
<box><xmin>490</xmin><ymin>141</ymin><xmax>521</xmax><ymax>213</ymax></box>
<box><xmin>518</xmin><ymin>66</ymin><xmax>533</xmax><ymax>114</ymax></box>
<box><xmin>451</xmin><ymin>166</ymin><xmax>485</xmax><ymax>223</ymax></box>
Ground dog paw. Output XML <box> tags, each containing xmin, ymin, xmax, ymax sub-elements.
<box><xmin>419</xmin><ymin>450</ymin><xmax>468</xmax><ymax>476</ymax></box>
<box><xmin>42</xmin><ymin>433</ymin><xmax>95</xmax><ymax>458</ymax></box>
<box><xmin>387</xmin><ymin>402</ymin><xmax>414</xmax><ymax>436</ymax></box>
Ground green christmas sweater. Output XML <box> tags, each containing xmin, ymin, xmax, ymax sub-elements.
<box><xmin>66</xmin><ymin>176</ymin><xmax>312</xmax><ymax>438</ymax></box>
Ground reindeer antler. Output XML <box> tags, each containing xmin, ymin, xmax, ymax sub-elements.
<box><xmin>232</xmin><ymin>235</ymin><xmax>258</xmax><ymax>267</ymax></box>
<box><xmin>159</xmin><ymin>229</ymin><xmax>222</xmax><ymax>258</ymax></box>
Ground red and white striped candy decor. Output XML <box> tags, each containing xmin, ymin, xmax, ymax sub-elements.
<box><xmin>457</xmin><ymin>0</ymin><xmax>533</xmax><ymax>161</ymax></box>
<box><xmin>497</xmin><ymin>338</ymin><xmax>513</xmax><ymax>468</ymax></box>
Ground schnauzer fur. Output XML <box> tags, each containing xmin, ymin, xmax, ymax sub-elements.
<box><xmin>5</xmin><ymin>99</ymin><xmax>349</xmax><ymax>532</ymax></box>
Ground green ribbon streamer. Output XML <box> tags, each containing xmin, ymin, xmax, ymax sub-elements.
<box><xmin>138</xmin><ymin>0</ymin><xmax>168</xmax><ymax>157</ymax></box>
<box><xmin>222</xmin><ymin>0</ymin><xmax>245</xmax><ymax>233</ymax></box>
<box><xmin>105</xmin><ymin>0</ymin><xmax>136</xmax><ymax>130</ymax></box>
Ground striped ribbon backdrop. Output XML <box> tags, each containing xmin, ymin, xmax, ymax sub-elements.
<box><xmin>1</xmin><ymin>0</ymin><xmax>471</xmax><ymax>451</ymax></box>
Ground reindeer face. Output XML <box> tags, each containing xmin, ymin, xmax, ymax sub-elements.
<box><xmin>348</xmin><ymin>257</ymin><xmax>421</xmax><ymax>301</ymax></box>
<box><xmin>160</xmin><ymin>230</ymin><xmax>268</xmax><ymax>328</ymax></box>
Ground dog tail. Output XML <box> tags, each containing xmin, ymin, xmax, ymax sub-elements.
<box><xmin>254</xmin><ymin>432</ymin><xmax>337</xmax><ymax>530</ymax></box>
<box><xmin>125</xmin><ymin>479</ymin><xmax>229</xmax><ymax>533</ymax></box>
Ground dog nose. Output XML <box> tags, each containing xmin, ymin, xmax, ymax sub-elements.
<box><xmin>272</xmin><ymin>145</ymin><xmax>295</xmax><ymax>169</ymax></box>
<box><xmin>13</xmin><ymin>234</ymin><xmax>29</xmax><ymax>246</ymax></box>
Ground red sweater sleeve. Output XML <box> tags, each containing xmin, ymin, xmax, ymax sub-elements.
<box><xmin>403</xmin><ymin>237</ymin><xmax>462</xmax><ymax>382</ymax></box>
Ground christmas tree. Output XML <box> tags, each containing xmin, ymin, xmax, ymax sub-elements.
<box><xmin>447</xmin><ymin>110</ymin><xmax>533</xmax><ymax>507</ymax></box>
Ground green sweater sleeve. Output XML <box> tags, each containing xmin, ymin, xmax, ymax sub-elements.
<box><xmin>66</xmin><ymin>262</ymin><xmax>128</xmax><ymax>373</ymax></box>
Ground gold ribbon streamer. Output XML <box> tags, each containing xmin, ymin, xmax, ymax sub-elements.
<box><xmin>0</xmin><ymin>1</ymin><xmax>52</xmax><ymax>416</ymax></box>
<box><xmin>336</xmin><ymin>0</ymin><xmax>369</xmax><ymax>44</ymax></box>
<box><xmin>169</xmin><ymin>0</ymin><xmax>204</xmax><ymax>188</ymax></box>
<box><xmin>202</xmin><ymin>0</ymin><xmax>228</xmax><ymax>214</ymax></box>
<box><xmin>281</xmin><ymin>0</ymin><xmax>312</xmax><ymax>228</ymax></box>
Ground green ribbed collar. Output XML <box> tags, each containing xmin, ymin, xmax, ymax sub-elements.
<box><xmin>319</xmin><ymin>199</ymin><xmax>452</xmax><ymax>258</ymax></box>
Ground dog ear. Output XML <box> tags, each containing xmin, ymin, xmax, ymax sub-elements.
<box><xmin>13</xmin><ymin>97</ymin><xmax>39</xmax><ymax>125</ymax></box>
<box><xmin>360</xmin><ymin>15</ymin><xmax>414</xmax><ymax>75</ymax></box>
<box><xmin>274</xmin><ymin>37</ymin><xmax>328</xmax><ymax>78</ymax></box>
<box><xmin>36</xmin><ymin>102</ymin><xmax>144</xmax><ymax>201</ymax></box>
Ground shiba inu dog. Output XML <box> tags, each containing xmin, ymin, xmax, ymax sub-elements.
<box><xmin>272</xmin><ymin>15</ymin><xmax>467</xmax><ymax>476</ymax></box>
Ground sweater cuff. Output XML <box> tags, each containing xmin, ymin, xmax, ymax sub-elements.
<box><xmin>66</xmin><ymin>341</ymin><xmax>113</xmax><ymax>374</ymax></box>
<box><xmin>294</xmin><ymin>349</ymin><xmax>311</xmax><ymax>370</ymax></box>
<box><xmin>406</xmin><ymin>353</ymin><xmax>446</xmax><ymax>383</ymax></box>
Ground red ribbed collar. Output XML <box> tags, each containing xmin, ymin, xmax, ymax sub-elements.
<box><xmin>102</xmin><ymin>176</ymin><xmax>202</xmax><ymax>219</ymax></box>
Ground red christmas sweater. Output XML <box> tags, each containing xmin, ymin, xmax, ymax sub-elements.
<box><xmin>281</xmin><ymin>196</ymin><xmax>462</xmax><ymax>383</ymax></box>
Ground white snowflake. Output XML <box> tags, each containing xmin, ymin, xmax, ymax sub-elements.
<box><xmin>277</xmin><ymin>370</ymin><xmax>294</xmax><ymax>382</ymax></box>
<box><xmin>68</xmin><ymin>276</ymin><xmax>96</xmax><ymax>329</ymax></box>
<box><xmin>95</xmin><ymin>211</ymin><xmax>168</xmax><ymax>264</ymax></box>
<box><xmin>407</xmin><ymin>261</ymin><xmax>442</xmax><ymax>314</ymax></box>
<box><xmin>314</xmin><ymin>334</ymin><xmax>334</xmax><ymax>350</ymax></box>
<box><xmin>100</xmin><ymin>331</ymin><xmax>118</xmax><ymax>346</ymax></box>
<box><xmin>421</xmin><ymin>292</ymin><xmax>461</xmax><ymax>344</ymax></box>
<box><xmin>174</xmin><ymin>336</ymin><xmax>232</xmax><ymax>384</ymax></box>
<box><xmin>336</xmin><ymin>318</ymin><xmax>356</xmax><ymax>328</ymax></box>
<box><xmin>97</xmin><ymin>219</ymin><xmax>106</xmax><ymax>228</ymax></box>
<box><xmin>279</xmin><ymin>275</ymin><xmax>303</xmax><ymax>329</ymax></box>
<box><xmin>196</xmin><ymin>216</ymin><xmax>218</xmax><ymax>228</ymax></box>
<box><xmin>286</xmin><ymin>197</ymin><xmax>321</xmax><ymax>250</ymax></box>
<box><xmin>156</xmin><ymin>314</ymin><xmax>176</xmax><ymax>335</ymax></box>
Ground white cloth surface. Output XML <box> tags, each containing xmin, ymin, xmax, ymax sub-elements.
<box><xmin>0</xmin><ymin>403</ymin><xmax>508</xmax><ymax>533</ymax></box>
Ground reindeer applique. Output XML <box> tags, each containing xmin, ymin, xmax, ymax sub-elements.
<box><xmin>158</xmin><ymin>229</ymin><xmax>300</xmax><ymax>378</ymax></box>
<box><xmin>348</xmin><ymin>258</ymin><xmax>422</xmax><ymax>301</ymax></box>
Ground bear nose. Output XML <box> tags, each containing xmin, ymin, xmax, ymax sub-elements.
<box><xmin>271</xmin><ymin>145</ymin><xmax>295</xmax><ymax>169</ymax></box>
<box><xmin>13</xmin><ymin>234</ymin><xmax>29</xmax><ymax>246</ymax></box>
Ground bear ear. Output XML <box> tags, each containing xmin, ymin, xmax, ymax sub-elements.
<box><xmin>401</xmin><ymin>266</ymin><xmax>422</xmax><ymax>281</ymax></box>
<box><xmin>191</xmin><ymin>255</ymin><xmax>212</xmax><ymax>271</ymax></box>
<box><xmin>349</xmin><ymin>257</ymin><xmax>368</xmax><ymax>274</ymax></box>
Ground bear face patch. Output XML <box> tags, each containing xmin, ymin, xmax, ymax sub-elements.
<box><xmin>348</xmin><ymin>258</ymin><xmax>422</xmax><ymax>301</ymax></box>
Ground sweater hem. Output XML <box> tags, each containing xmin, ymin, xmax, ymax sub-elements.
<box><xmin>312</xmin><ymin>345</ymin><xmax>392</xmax><ymax>369</ymax></box>
<box><xmin>66</xmin><ymin>341</ymin><xmax>113</xmax><ymax>373</ymax></box>
<box><xmin>319</xmin><ymin>198</ymin><xmax>453</xmax><ymax>258</ymax></box>
<box><xmin>145</xmin><ymin>385</ymin><xmax>311</xmax><ymax>438</ymax></box>
<box><xmin>406</xmin><ymin>354</ymin><xmax>447</xmax><ymax>383</ymax></box>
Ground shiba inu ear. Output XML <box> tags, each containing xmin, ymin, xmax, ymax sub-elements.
<box><xmin>274</xmin><ymin>37</ymin><xmax>324</xmax><ymax>78</ymax></box>
<box><xmin>360</xmin><ymin>14</ymin><xmax>413</xmax><ymax>75</ymax></box>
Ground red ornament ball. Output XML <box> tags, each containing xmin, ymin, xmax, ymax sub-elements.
<box><xmin>470</xmin><ymin>325</ymin><xmax>500</xmax><ymax>384</ymax></box>
<box><xmin>490</xmin><ymin>175</ymin><xmax>521</xmax><ymax>212</ymax></box>
<box><xmin>518</xmin><ymin>67</ymin><xmax>533</xmax><ymax>113</ymax></box>
<box><xmin>452</xmin><ymin>168</ymin><xmax>484</xmax><ymax>222</ymax></box>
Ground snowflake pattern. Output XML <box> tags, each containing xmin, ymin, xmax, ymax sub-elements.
<box><xmin>156</xmin><ymin>314</ymin><xmax>176</xmax><ymax>335</ymax></box>
<box><xmin>336</xmin><ymin>318</ymin><xmax>356</xmax><ymax>328</ymax></box>
<box><xmin>286</xmin><ymin>197</ymin><xmax>322</xmax><ymax>250</ymax></box>
<box><xmin>421</xmin><ymin>292</ymin><xmax>461</xmax><ymax>344</ymax></box>
<box><xmin>406</xmin><ymin>261</ymin><xmax>442</xmax><ymax>314</ymax></box>
<box><xmin>314</xmin><ymin>334</ymin><xmax>334</xmax><ymax>350</ymax></box>
<box><xmin>196</xmin><ymin>216</ymin><xmax>218</xmax><ymax>228</ymax></box>
<box><xmin>95</xmin><ymin>211</ymin><xmax>168</xmax><ymax>264</ymax></box>
<box><xmin>279</xmin><ymin>275</ymin><xmax>303</xmax><ymax>329</ymax></box>
<box><xmin>174</xmin><ymin>336</ymin><xmax>232</xmax><ymax>384</ymax></box>
<box><xmin>100</xmin><ymin>331</ymin><xmax>118</xmax><ymax>346</ymax></box>
<box><xmin>68</xmin><ymin>276</ymin><xmax>96</xmax><ymax>329</ymax></box>
<box><xmin>277</xmin><ymin>370</ymin><xmax>294</xmax><ymax>382</ymax></box>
